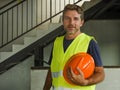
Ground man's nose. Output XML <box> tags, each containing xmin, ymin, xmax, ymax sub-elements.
<box><xmin>70</xmin><ymin>19</ymin><xmax>74</xmax><ymax>24</ymax></box>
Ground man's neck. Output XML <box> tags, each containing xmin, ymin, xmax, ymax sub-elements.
<box><xmin>65</xmin><ymin>32</ymin><xmax>81</xmax><ymax>40</ymax></box>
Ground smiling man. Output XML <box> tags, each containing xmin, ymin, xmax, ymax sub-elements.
<box><xmin>43</xmin><ymin>4</ymin><xmax>105</xmax><ymax>90</ymax></box>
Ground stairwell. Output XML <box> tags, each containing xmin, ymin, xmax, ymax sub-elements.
<box><xmin>0</xmin><ymin>0</ymin><xmax>120</xmax><ymax>90</ymax></box>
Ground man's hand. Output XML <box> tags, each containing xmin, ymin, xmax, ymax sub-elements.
<box><xmin>67</xmin><ymin>67</ymin><xmax>88</xmax><ymax>86</ymax></box>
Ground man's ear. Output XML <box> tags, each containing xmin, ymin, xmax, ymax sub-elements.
<box><xmin>62</xmin><ymin>15</ymin><xmax>64</xmax><ymax>21</ymax></box>
<box><xmin>80</xmin><ymin>20</ymin><xmax>84</xmax><ymax>27</ymax></box>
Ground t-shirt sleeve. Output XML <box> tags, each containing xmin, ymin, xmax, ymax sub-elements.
<box><xmin>87</xmin><ymin>39</ymin><xmax>103</xmax><ymax>66</ymax></box>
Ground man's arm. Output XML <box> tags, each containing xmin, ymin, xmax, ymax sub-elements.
<box><xmin>86</xmin><ymin>66</ymin><xmax>105</xmax><ymax>85</ymax></box>
<box><xmin>43</xmin><ymin>69</ymin><xmax>52</xmax><ymax>90</ymax></box>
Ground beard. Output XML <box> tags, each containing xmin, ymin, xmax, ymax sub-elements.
<box><xmin>66</xmin><ymin>28</ymin><xmax>79</xmax><ymax>35</ymax></box>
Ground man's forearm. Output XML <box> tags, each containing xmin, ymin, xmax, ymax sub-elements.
<box><xmin>43</xmin><ymin>69</ymin><xmax>52</xmax><ymax>90</ymax></box>
<box><xmin>86</xmin><ymin>66</ymin><xmax>105</xmax><ymax>85</ymax></box>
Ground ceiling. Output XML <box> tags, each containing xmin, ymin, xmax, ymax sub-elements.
<box><xmin>85</xmin><ymin>0</ymin><xmax>120</xmax><ymax>20</ymax></box>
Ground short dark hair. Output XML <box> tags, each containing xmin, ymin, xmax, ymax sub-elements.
<box><xmin>63</xmin><ymin>4</ymin><xmax>84</xmax><ymax>20</ymax></box>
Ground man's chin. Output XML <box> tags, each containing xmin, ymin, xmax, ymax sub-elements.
<box><xmin>67</xmin><ymin>31</ymin><xmax>75</xmax><ymax>35</ymax></box>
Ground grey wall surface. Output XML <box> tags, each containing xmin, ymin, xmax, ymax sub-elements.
<box><xmin>0</xmin><ymin>56</ymin><xmax>34</xmax><ymax>90</ymax></box>
<box><xmin>96</xmin><ymin>68</ymin><xmax>120</xmax><ymax>90</ymax></box>
<box><xmin>82</xmin><ymin>20</ymin><xmax>120</xmax><ymax>66</ymax></box>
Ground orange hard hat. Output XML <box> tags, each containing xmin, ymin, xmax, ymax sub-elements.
<box><xmin>63</xmin><ymin>52</ymin><xmax>95</xmax><ymax>85</ymax></box>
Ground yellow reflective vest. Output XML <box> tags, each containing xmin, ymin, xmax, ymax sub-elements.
<box><xmin>51</xmin><ymin>33</ymin><xmax>96</xmax><ymax>90</ymax></box>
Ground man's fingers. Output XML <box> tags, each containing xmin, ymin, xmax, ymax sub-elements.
<box><xmin>76</xmin><ymin>67</ymin><xmax>84</xmax><ymax>77</ymax></box>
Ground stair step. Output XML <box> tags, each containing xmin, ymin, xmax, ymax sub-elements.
<box><xmin>12</xmin><ymin>44</ymin><xmax>25</xmax><ymax>52</ymax></box>
<box><xmin>36</xmin><ymin>23</ymin><xmax>62</xmax><ymax>38</ymax></box>
<box><xmin>0</xmin><ymin>52</ymin><xmax>14</xmax><ymax>63</ymax></box>
<box><xmin>82</xmin><ymin>0</ymin><xmax>101</xmax><ymax>11</ymax></box>
<box><xmin>36</xmin><ymin>29</ymin><xmax>49</xmax><ymax>38</ymax></box>
<box><xmin>24</xmin><ymin>37</ymin><xmax>37</xmax><ymax>46</ymax></box>
<box><xmin>25</xmin><ymin>29</ymin><xmax>37</xmax><ymax>37</ymax></box>
<box><xmin>48</xmin><ymin>23</ymin><xmax>62</xmax><ymax>31</ymax></box>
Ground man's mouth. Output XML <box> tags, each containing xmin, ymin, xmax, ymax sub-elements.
<box><xmin>68</xmin><ymin>25</ymin><xmax>75</xmax><ymax>28</ymax></box>
<box><xmin>68</xmin><ymin>26</ymin><xmax>75</xmax><ymax>29</ymax></box>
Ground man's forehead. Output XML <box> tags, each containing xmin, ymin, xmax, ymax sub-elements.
<box><xmin>64</xmin><ymin>11</ymin><xmax>81</xmax><ymax>18</ymax></box>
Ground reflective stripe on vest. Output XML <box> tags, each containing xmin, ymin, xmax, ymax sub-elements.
<box><xmin>52</xmin><ymin>71</ymin><xmax>63</xmax><ymax>78</ymax></box>
<box><xmin>53</xmin><ymin>86</ymin><xmax>95</xmax><ymax>90</ymax></box>
<box><xmin>53</xmin><ymin>87</ymin><xmax>75</xmax><ymax>90</ymax></box>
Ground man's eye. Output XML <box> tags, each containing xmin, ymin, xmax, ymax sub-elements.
<box><xmin>74</xmin><ymin>17</ymin><xmax>79</xmax><ymax>21</ymax></box>
<box><xmin>64</xmin><ymin>17</ymin><xmax>70</xmax><ymax>20</ymax></box>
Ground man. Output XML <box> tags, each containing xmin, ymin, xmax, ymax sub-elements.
<box><xmin>43</xmin><ymin>4</ymin><xmax>105</xmax><ymax>90</ymax></box>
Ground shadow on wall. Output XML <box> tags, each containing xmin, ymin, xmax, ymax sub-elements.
<box><xmin>81</xmin><ymin>20</ymin><xmax>120</xmax><ymax>66</ymax></box>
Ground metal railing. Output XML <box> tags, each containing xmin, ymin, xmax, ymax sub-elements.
<box><xmin>0</xmin><ymin>0</ymin><xmax>82</xmax><ymax>48</ymax></box>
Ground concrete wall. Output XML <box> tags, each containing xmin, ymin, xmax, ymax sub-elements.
<box><xmin>0</xmin><ymin>56</ymin><xmax>34</xmax><ymax>90</ymax></box>
<box><xmin>96</xmin><ymin>68</ymin><xmax>120</xmax><ymax>90</ymax></box>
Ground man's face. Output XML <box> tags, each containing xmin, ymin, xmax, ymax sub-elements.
<box><xmin>63</xmin><ymin>10</ymin><xmax>84</xmax><ymax>35</ymax></box>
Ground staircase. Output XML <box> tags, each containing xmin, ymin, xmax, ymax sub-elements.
<box><xmin>0</xmin><ymin>22</ymin><xmax>62</xmax><ymax>63</ymax></box>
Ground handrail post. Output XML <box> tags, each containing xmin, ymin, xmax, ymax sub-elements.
<box><xmin>50</xmin><ymin>0</ymin><xmax>52</xmax><ymax>22</ymax></box>
<box><xmin>34</xmin><ymin>46</ymin><xmax>44</xmax><ymax>66</ymax></box>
